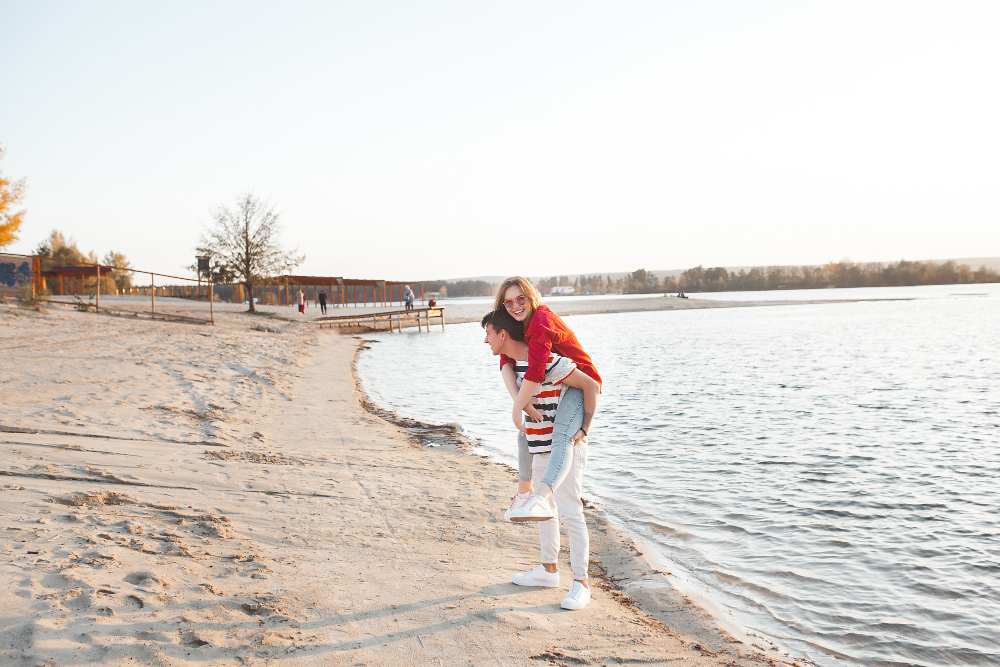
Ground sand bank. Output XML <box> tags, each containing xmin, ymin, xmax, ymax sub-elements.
<box><xmin>1</xmin><ymin>301</ymin><xmax>807</xmax><ymax>666</ymax></box>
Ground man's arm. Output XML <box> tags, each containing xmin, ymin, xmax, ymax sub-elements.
<box><xmin>501</xmin><ymin>364</ymin><xmax>519</xmax><ymax>399</ymax></box>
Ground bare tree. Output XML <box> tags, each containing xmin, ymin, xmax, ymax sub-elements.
<box><xmin>197</xmin><ymin>192</ymin><xmax>303</xmax><ymax>312</ymax></box>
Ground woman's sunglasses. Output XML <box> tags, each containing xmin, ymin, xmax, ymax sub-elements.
<box><xmin>504</xmin><ymin>295</ymin><xmax>528</xmax><ymax>309</ymax></box>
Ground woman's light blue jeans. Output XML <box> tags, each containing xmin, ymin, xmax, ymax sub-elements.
<box><xmin>517</xmin><ymin>386</ymin><xmax>585</xmax><ymax>491</ymax></box>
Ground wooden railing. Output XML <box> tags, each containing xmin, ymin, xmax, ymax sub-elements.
<box><xmin>316</xmin><ymin>307</ymin><xmax>445</xmax><ymax>332</ymax></box>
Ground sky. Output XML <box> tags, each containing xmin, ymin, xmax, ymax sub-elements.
<box><xmin>1</xmin><ymin>0</ymin><xmax>998</xmax><ymax>281</ymax></box>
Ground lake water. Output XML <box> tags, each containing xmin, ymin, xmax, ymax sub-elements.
<box><xmin>355</xmin><ymin>284</ymin><xmax>1000</xmax><ymax>667</ymax></box>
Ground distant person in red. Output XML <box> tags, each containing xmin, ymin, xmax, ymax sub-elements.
<box><xmin>428</xmin><ymin>297</ymin><xmax>436</xmax><ymax>307</ymax></box>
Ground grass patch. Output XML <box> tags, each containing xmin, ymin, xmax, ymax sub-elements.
<box><xmin>16</xmin><ymin>285</ymin><xmax>51</xmax><ymax>310</ymax></box>
<box><xmin>72</xmin><ymin>294</ymin><xmax>97</xmax><ymax>311</ymax></box>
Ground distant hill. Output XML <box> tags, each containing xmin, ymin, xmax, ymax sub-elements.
<box><xmin>942</xmin><ymin>256</ymin><xmax>1000</xmax><ymax>272</ymax></box>
<box><xmin>446</xmin><ymin>257</ymin><xmax>1000</xmax><ymax>284</ymax></box>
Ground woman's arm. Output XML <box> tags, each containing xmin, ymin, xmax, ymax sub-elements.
<box><xmin>503</xmin><ymin>364</ymin><xmax>543</xmax><ymax>422</ymax></box>
<box><xmin>511</xmin><ymin>380</ymin><xmax>541</xmax><ymax>432</ymax></box>
<box><xmin>560</xmin><ymin>369</ymin><xmax>599</xmax><ymax>444</ymax></box>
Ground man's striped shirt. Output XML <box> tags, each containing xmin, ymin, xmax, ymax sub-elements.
<box><xmin>514</xmin><ymin>353</ymin><xmax>575</xmax><ymax>454</ymax></box>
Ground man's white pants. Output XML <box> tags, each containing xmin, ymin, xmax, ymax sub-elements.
<box><xmin>532</xmin><ymin>441</ymin><xmax>589</xmax><ymax>581</ymax></box>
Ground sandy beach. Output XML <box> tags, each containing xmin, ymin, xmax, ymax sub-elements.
<box><xmin>1</xmin><ymin>297</ymin><xmax>810</xmax><ymax>666</ymax></box>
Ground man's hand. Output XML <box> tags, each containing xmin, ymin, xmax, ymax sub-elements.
<box><xmin>571</xmin><ymin>429</ymin><xmax>586</xmax><ymax>446</ymax></box>
<box><xmin>523</xmin><ymin>404</ymin><xmax>543</xmax><ymax>422</ymax></box>
<box><xmin>513</xmin><ymin>406</ymin><xmax>526</xmax><ymax>433</ymax></box>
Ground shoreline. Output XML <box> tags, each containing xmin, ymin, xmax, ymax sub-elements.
<box><xmin>2</xmin><ymin>301</ymin><xmax>809</xmax><ymax>665</ymax></box>
<box><xmin>350</xmin><ymin>334</ymin><xmax>816</xmax><ymax>666</ymax></box>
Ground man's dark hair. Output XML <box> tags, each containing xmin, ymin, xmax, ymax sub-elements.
<box><xmin>481</xmin><ymin>307</ymin><xmax>524</xmax><ymax>341</ymax></box>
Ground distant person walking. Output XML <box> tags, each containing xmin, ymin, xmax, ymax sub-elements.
<box><xmin>296</xmin><ymin>288</ymin><xmax>305</xmax><ymax>315</ymax></box>
<box><xmin>403</xmin><ymin>284</ymin><xmax>415</xmax><ymax>312</ymax></box>
<box><xmin>319</xmin><ymin>290</ymin><xmax>327</xmax><ymax>315</ymax></box>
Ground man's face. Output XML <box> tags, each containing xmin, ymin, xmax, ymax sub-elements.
<box><xmin>484</xmin><ymin>323</ymin><xmax>505</xmax><ymax>355</ymax></box>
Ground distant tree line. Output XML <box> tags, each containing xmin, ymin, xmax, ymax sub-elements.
<box><xmin>666</xmin><ymin>260</ymin><xmax>1000</xmax><ymax>293</ymax></box>
<box><xmin>541</xmin><ymin>272</ymin><xmax>654</xmax><ymax>294</ymax></box>
<box><xmin>424</xmin><ymin>258</ymin><xmax>1000</xmax><ymax>300</ymax></box>
<box><xmin>537</xmin><ymin>260</ymin><xmax>1000</xmax><ymax>296</ymax></box>
<box><xmin>537</xmin><ymin>274</ymin><xmax>624</xmax><ymax>294</ymax></box>
<box><xmin>422</xmin><ymin>279</ymin><xmax>494</xmax><ymax>298</ymax></box>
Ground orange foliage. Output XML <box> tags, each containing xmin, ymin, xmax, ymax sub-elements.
<box><xmin>0</xmin><ymin>145</ymin><xmax>28</xmax><ymax>250</ymax></box>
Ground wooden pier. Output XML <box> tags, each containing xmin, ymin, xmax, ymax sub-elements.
<box><xmin>316</xmin><ymin>307</ymin><xmax>445</xmax><ymax>332</ymax></box>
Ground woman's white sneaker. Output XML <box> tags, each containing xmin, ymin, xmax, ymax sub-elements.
<box><xmin>507</xmin><ymin>494</ymin><xmax>555</xmax><ymax>522</ymax></box>
<box><xmin>560</xmin><ymin>581</ymin><xmax>591</xmax><ymax>610</ymax></box>
<box><xmin>511</xmin><ymin>566</ymin><xmax>560</xmax><ymax>587</ymax></box>
<box><xmin>503</xmin><ymin>492</ymin><xmax>532</xmax><ymax>522</ymax></box>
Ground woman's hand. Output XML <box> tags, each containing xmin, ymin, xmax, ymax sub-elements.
<box><xmin>571</xmin><ymin>429</ymin><xmax>586</xmax><ymax>446</ymax></box>
<box><xmin>523</xmin><ymin>404</ymin><xmax>543</xmax><ymax>422</ymax></box>
<box><xmin>513</xmin><ymin>407</ymin><xmax>526</xmax><ymax>433</ymax></box>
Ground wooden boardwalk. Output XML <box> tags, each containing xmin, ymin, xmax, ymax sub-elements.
<box><xmin>316</xmin><ymin>306</ymin><xmax>445</xmax><ymax>332</ymax></box>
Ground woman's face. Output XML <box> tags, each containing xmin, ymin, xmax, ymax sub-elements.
<box><xmin>503</xmin><ymin>284</ymin><xmax>532</xmax><ymax>322</ymax></box>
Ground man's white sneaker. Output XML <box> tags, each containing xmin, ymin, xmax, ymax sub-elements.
<box><xmin>507</xmin><ymin>494</ymin><xmax>555</xmax><ymax>522</ymax></box>
<box><xmin>503</xmin><ymin>492</ymin><xmax>532</xmax><ymax>522</ymax></box>
<box><xmin>511</xmin><ymin>566</ymin><xmax>560</xmax><ymax>587</ymax></box>
<box><xmin>560</xmin><ymin>581</ymin><xmax>591</xmax><ymax>610</ymax></box>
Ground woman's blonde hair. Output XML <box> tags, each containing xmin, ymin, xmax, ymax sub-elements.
<box><xmin>493</xmin><ymin>276</ymin><xmax>542</xmax><ymax>314</ymax></box>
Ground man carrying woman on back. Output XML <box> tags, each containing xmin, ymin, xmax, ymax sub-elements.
<box><xmin>482</xmin><ymin>276</ymin><xmax>601</xmax><ymax>610</ymax></box>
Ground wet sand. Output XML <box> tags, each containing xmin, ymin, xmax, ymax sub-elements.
<box><xmin>1</xmin><ymin>299</ymin><xmax>810</xmax><ymax>666</ymax></box>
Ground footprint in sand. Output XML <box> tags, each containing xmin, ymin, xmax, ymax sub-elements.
<box><xmin>40</xmin><ymin>572</ymin><xmax>86</xmax><ymax>589</ymax></box>
<box><xmin>125</xmin><ymin>571</ymin><xmax>172</xmax><ymax>589</ymax></box>
<box><xmin>62</xmin><ymin>591</ymin><xmax>94</xmax><ymax>610</ymax></box>
<box><xmin>73</xmin><ymin>550</ymin><xmax>118</xmax><ymax>568</ymax></box>
<box><xmin>123</xmin><ymin>594</ymin><xmax>145</xmax><ymax>609</ymax></box>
